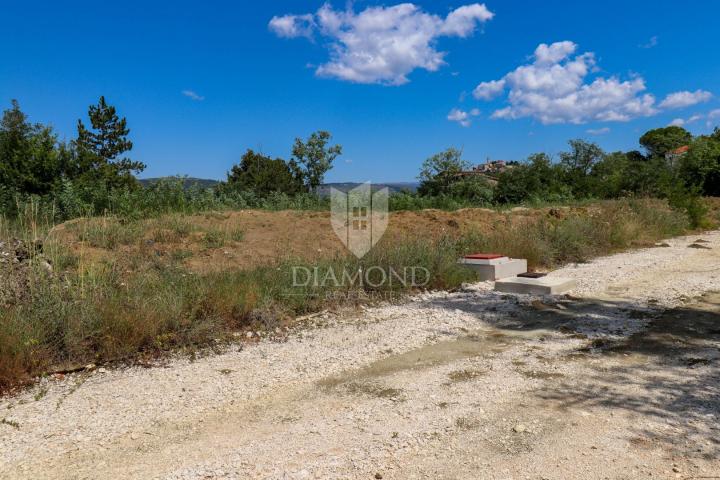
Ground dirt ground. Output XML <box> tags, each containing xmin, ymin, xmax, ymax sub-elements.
<box><xmin>1</xmin><ymin>230</ymin><xmax>719</xmax><ymax>479</ymax></box>
<box><xmin>49</xmin><ymin>205</ymin><xmax>589</xmax><ymax>273</ymax></box>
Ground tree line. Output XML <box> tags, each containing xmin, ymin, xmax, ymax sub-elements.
<box><xmin>416</xmin><ymin>126</ymin><xmax>719</xmax><ymax>225</ymax></box>
<box><xmin>1</xmin><ymin>97</ymin><xmax>718</xmax><ymax>225</ymax></box>
<box><xmin>0</xmin><ymin>98</ymin><xmax>342</xmax><ymax>218</ymax></box>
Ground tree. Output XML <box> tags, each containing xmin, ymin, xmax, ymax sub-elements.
<box><xmin>678</xmin><ymin>136</ymin><xmax>720</xmax><ymax>196</ymax></box>
<box><xmin>639</xmin><ymin>126</ymin><xmax>692</xmax><ymax>158</ymax></box>
<box><xmin>291</xmin><ymin>131</ymin><xmax>342</xmax><ymax>191</ymax></box>
<box><xmin>225</xmin><ymin>149</ymin><xmax>305</xmax><ymax>196</ymax></box>
<box><xmin>417</xmin><ymin>148</ymin><xmax>471</xmax><ymax>196</ymax></box>
<box><xmin>559</xmin><ymin>139</ymin><xmax>604</xmax><ymax>195</ymax></box>
<box><xmin>0</xmin><ymin>100</ymin><xmax>70</xmax><ymax>196</ymax></box>
<box><xmin>74</xmin><ymin>96</ymin><xmax>144</xmax><ymax>189</ymax></box>
<box><xmin>494</xmin><ymin>153</ymin><xmax>568</xmax><ymax>203</ymax></box>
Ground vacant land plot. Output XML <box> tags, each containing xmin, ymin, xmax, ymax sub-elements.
<box><xmin>1</xmin><ymin>230</ymin><xmax>719</xmax><ymax>479</ymax></box>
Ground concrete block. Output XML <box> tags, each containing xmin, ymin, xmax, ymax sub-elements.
<box><xmin>461</xmin><ymin>258</ymin><xmax>527</xmax><ymax>281</ymax></box>
<box><xmin>459</xmin><ymin>256</ymin><xmax>509</xmax><ymax>266</ymax></box>
<box><xmin>494</xmin><ymin>276</ymin><xmax>577</xmax><ymax>295</ymax></box>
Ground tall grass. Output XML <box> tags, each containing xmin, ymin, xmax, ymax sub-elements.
<box><xmin>0</xmin><ymin>198</ymin><xmax>703</xmax><ymax>390</ymax></box>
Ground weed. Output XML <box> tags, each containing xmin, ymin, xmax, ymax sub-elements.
<box><xmin>34</xmin><ymin>386</ymin><xmax>48</xmax><ymax>401</ymax></box>
<box><xmin>1</xmin><ymin>418</ymin><xmax>20</xmax><ymax>429</ymax></box>
<box><xmin>0</xmin><ymin>198</ymin><xmax>706</xmax><ymax>390</ymax></box>
<box><xmin>202</xmin><ymin>229</ymin><xmax>226</xmax><ymax>249</ymax></box>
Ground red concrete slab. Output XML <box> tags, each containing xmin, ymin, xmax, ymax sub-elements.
<box><xmin>464</xmin><ymin>253</ymin><xmax>505</xmax><ymax>260</ymax></box>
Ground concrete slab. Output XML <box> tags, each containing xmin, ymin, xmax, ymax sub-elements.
<box><xmin>494</xmin><ymin>276</ymin><xmax>577</xmax><ymax>295</ymax></box>
<box><xmin>464</xmin><ymin>253</ymin><xmax>505</xmax><ymax>260</ymax></box>
<box><xmin>459</xmin><ymin>256</ymin><xmax>509</xmax><ymax>266</ymax></box>
<box><xmin>461</xmin><ymin>258</ymin><xmax>527</xmax><ymax>281</ymax></box>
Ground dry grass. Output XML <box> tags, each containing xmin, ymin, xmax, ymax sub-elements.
<box><xmin>0</xmin><ymin>198</ymin><xmax>714</xmax><ymax>390</ymax></box>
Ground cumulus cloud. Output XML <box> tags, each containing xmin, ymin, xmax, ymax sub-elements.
<box><xmin>448</xmin><ymin>108</ymin><xmax>471</xmax><ymax>127</ymax></box>
<box><xmin>182</xmin><ymin>90</ymin><xmax>205</xmax><ymax>101</ymax></box>
<box><xmin>447</xmin><ymin>107</ymin><xmax>480</xmax><ymax>127</ymax></box>
<box><xmin>269</xmin><ymin>3</ymin><xmax>494</xmax><ymax>85</ymax></box>
<box><xmin>473</xmin><ymin>79</ymin><xmax>505</xmax><ymax>100</ymax></box>
<box><xmin>659</xmin><ymin>90</ymin><xmax>712</xmax><ymax>109</ymax></box>
<box><xmin>269</xmin><ymin>13</ymin><xmax>315</xmax><ymax>38</ymax></box>
<box><xmin>586</xmin><ymin>127</ymin><xmax>610</xmax><ymax>135</ymax></box>
<box><xmin>472</xmin><ymin>41</ymin><xmax>662</xmax><ymax>124</ymax></box>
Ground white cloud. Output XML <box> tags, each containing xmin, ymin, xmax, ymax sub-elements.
<box><xmin>586</xmin><ymin>127</ymin><xmax>610</xmax><ymax>135</ymax></box>
<box><xmin>469</xmin><ymin>108</ymin><xmax>481</xmax><ymax>116</ymax></box>
<box><xmin>182</xmin><ymin>90</ymin><xmax>205</xmax><ymax>101</ymax></box>
<box><xmin>269</xmin><ymin>3</ymin><xmax>494</xmax><ymax>85</ymax></box>
<box><xmin>474</xmin><ymin>41</ymin><xmax>659</xmax><ymax>124</ymax></box>
<box><xmin>639</xmin><ymin>36</ymin><xmax>658</xmax><ymax>49</ymax></box>
<box><xmin>659</xmin><ymin>90</ymin><xmax>713</xmax><ymax>109</ymax></box>
<box><xmin>448</xmin><ymin>108</ymin><xmax>471</xmax><ymax>127</ymax></box>
<box><xmin>268</xmin><ymin>13</ymin><xmax>315</xmax><ymax>38</ymax></box>
<box><xmin>671</xmin><ymin>110</ymin><xmax>720</xmax><ymax>129</ymax></box>
<box><xmin>473</xmin><ymin>79</ymin><xmax>505</xmax><ymax>100</ymax></box>
<box><xmin>440</xmin><ymin>4</ymin><xmax>494</xmax><ymax>37</ymax></box>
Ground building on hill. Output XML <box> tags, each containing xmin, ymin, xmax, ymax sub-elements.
<box><xmin>475</xmin><ymin>158</ymin><xmax>512</xmax><ymax>174</ymax></box>
<box><xmin>455</xmin><ymin>158</ymin><xmax>515</xmax><ymax>178</ymax></box>
<box><xmin>665</xmin><ymin>145</ymin><xmax>689</xmax><ymax>166</ymax></box>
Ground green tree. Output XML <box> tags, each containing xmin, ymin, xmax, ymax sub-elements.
<box><xmin>291</xmin><ymin>131</ymin><xmax>342</xmax><ymax>192</ymax></box>
<box><xmin>639</xmin><ymin>126</ymin><xmax>692</xmax><ymax>158</ymax></box>
<box><xmin>74</xmin><ymin>96</ymin><xmax>144</xmax><ymax>189</ymax></box>
<box><xmin>0</xmin><ymin>100</ymin><xmax>70</xmax><ymax>196</ymax></box>
<box><xmin>559</xmin><ymin>139</ymin><xmax>604</xmax><ymax>196</ymax></box>
<box><xmin>225</xmin><ymin>149</ymin><xmax>305</xmax><ymax>196</ymax></box>
<box><xmin>417</xmin><ymin>148</ymin><xmax>471</xmax><ymax>196</ymax></box>
<box><xmin>494</xmin><ymin>153</ymin><xmax>569</xmax><ymax>204</ymax></box>
<box><xmin>678</xmin><ymin>136</ymin><xmax>720</xmax><ymax>196</ymax></box>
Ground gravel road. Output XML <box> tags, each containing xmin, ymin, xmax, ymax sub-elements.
<box><xmin>2</xmin><ymin>231</ymin><xmax>720</xmax><ymax>479</ymax></box>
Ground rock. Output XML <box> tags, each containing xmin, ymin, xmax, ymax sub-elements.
<box><xmin>688</xmin><ymin>243</ymin><xmax>711</xmax><ymax>249</ymax></box>
<box><xmin>38</xmin><ymin>260</ymin><xmax>53</xmax><ymax>272</ymax></box>
<box><xmin>375</xmin><ymin>474</ymin><xmax>383</xmax><ymax>479</ymax></box>
<box><xmin>654</xmin><ymin>242</ymin><xmax>671</xmax><ymax>248</ymax></box>
<box><xmin>512</xmin><ymin>424</ymin><xmax>526</xmax><ymax>433</ymax></box>
<box><xmin>245</xmin><ymin>331</ymin><xmax>254</xmax><ymax>338</ymax></box>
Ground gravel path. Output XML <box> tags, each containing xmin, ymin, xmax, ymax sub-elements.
<box><xmin>1</xmin><ymin>231</ymin><xmax>719</xmax><ymax>479</ymax></box>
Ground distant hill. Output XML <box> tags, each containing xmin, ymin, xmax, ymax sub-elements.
<box><xmin>317</xmin><ymin>182</ymin><xmax>419</xmax><ymax>197</ymax></box>
<box><xmin>138</xmin><ymin>178</ymin><xmax>419</xmax><ymax>195</ymax></box>
<box><xmin>139</xmin><ymin>177</ymin><xmax>220</xmax><ymax>189</ymax></box>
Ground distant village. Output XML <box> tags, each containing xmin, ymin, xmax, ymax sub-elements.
<box><xmin>458</xmin><ymin>158</ymin><xmax>518</xmax><ymax>178</ymax></box>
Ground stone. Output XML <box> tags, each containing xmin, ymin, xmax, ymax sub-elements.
<box><xmin>513</xmin><ymin>424</ymin><xmax>526</xmax><ymax>433</ymax></box>
<box><xmin>494</xmin><ymin>276</ymin><xmax>577</xmax><ymax>295</ymax></box>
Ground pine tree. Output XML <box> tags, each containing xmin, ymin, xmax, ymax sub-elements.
<box><xmin>74</xmin><ymin>96</ymin><xmax>144</xmax><ymax>189</ymax></box>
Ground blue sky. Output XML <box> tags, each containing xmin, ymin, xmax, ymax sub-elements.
<box><xmin>2</xmin><ymin>0</ymin><xmax>719</xmax><ymax>182</ymax></box>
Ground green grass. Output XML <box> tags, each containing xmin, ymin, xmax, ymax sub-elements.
<box><xmin>0</xmin><ymin>198</ymin><xmax>704</xmax><ymax>390</ymax></box>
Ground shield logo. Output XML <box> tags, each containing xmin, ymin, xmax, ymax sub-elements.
<box><xmin>331</xmin><ymin>182</ymin><xmax>389</xmax><ymax>258</ymax></box>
